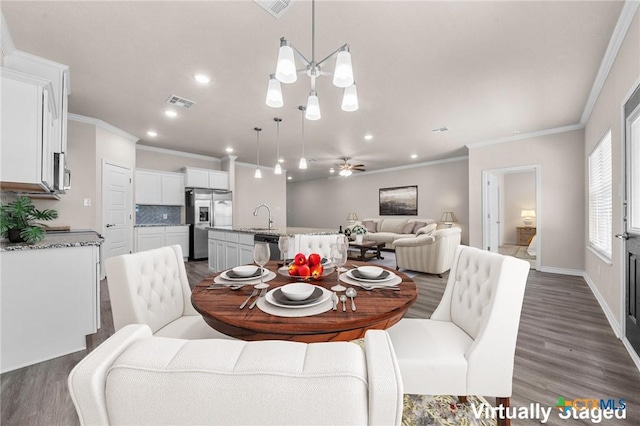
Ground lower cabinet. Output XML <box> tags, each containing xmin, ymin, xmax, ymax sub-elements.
<box><xmin>208</xmin><ymin>230</ymin><xmax>254</xmax><ymax>272</ymax></box>
<box><xmin>135</xmin><ymin>226</ymin><xmax>189</xmax><ymax>257</ymax></box>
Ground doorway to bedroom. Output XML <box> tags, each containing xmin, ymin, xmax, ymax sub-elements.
<box><xmin>482</xmin><ymin>165</ymin><xmax>541</xmax><ymax>270</ymax></box>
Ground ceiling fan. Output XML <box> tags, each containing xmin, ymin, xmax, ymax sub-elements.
<box><xmin>336</xmin><ymin>157</ymin><xmax>366</xmax><ymax>177</ymax></box>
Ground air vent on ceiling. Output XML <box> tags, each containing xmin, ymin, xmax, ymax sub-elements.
<box><xmin>432</xmin><ymin>126</ymin><xmax>449</xmax><ymax>133</ymax></box>
<box><xmin>166</xmin><ymin>95</ymin><xmax>196</xmax><ymax>109</ymax></box>
<box><xmin>254</xmin><ymin>0</ymin><xmax>294</xmax><ymax>19</ymax></box>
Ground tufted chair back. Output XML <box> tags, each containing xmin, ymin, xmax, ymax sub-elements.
<box><xmin>105</xmin><ymin>245</ymin><xmax>195</xmax><ymax>334</ymax></box>
<box><xmin>295</xmin><ymin>234</ymin><xmax>344</xmax><ymax>258</ymax></box>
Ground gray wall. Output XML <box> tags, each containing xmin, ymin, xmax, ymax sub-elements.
<box><xmin>287</xmin><ymin>158</ymin><xmax>469</xmax><ymax>244</ymax></box>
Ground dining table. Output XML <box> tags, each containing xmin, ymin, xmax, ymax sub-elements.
<box><xmin>191</xmin><ymin>260</ymin><xmax>418</xmax><ymax>343</ymax></box>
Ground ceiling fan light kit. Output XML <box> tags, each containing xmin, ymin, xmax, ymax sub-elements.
<box><xmin>265</xmin><ymin>0</ymin><xmax>358</xmax><ymax>119</ymax></box>
<box><xmin>336</xmin><ymin>157</ymin><xmax>366</xmax><ymax>177</ymax></box>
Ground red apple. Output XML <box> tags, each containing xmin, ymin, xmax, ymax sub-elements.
<box><xmin>288</xmin><ymin>263</ymin><xmax>300</xmax><ymax>276</ymax></box>
<box><xmin>308</xmin><ymin>253</ymin><xmax>321</xmax><ymax>267</ymax></box>
<box><xmin>310</xmin><ymin>264</ymin><xmax>324</xmax><ymax>280</ymax></box>
<box><xmin>294</xmin><ymin>253</ymin><xmax>307</xmax><ymax>266</ymax></box>
<box><xmin>298</xmin><ymin>264</ymin><xmax>311</xmax><ymax>278</ymax></box>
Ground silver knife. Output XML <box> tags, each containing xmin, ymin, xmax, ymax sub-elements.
<box><xmin>249</xmin><ymin>288</ymin><xmax>267</xmax><ymax>310</ymax></box>
<box><xmin>239</xmin><ymin>288</ymin><xmax>259</xmax><ymax>309</ymax></box>
<box><xmin>332</xmin><ymin>292</ymin><xmax>338</xmax><ymax>311</ymax></box>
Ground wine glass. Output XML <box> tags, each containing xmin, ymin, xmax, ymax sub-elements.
<box><xmin>330</xmin><ymin>243</ymin><xmax>347</xmax><ymax>292</ymax></box>
<box><xmin>253</xmin><ymin>242</ymin><xmax>270</xmax><ymax>286</ymax></box>
<box><xmin>278</xmin><ymin>236</ymin><xmax>290</xmax><ymax>266</ymax></box>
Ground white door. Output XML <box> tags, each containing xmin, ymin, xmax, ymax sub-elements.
<box><xmin>102</xmin><ymin>161</ymin><xmax>132</xmax><ymax>268</ymax></box>
<box><xmin>486</xmin><ymin>173</ymin><xmax>501</xmax><ymax>252</ymax></box>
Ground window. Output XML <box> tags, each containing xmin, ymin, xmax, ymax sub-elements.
<box><xmin>588</xmin><ymin>130</ymin><xmax>612</xmax><ymax>259</ymax></box>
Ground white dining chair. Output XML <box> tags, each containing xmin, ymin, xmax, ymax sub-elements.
<box><xmin>105</xmin><ymin>245</ymin><xmax>233</xmax><ymax>340</ymax></box>
<box><xmin>387</xmin><ymin>245</ymin><xmax>530</xmax><ymax>426</ymax></box>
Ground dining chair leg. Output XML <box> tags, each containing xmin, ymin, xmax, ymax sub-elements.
<box><xmin>458</xmin><ymin>396</ymin><xmax>467</xmax><ymax>404</ymax></box>
<box><xmin>496</xmin><ymin>397</ymin><xmax>511</xmax><ymax>426</ymax></box>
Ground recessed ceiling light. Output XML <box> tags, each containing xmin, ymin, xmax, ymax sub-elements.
<box><xmin>193</xmin><ymin>73</ymin><xmax>211</xmax><ymax>84</ymax></box>
<box><xmin>146</xmin><ymin>130</ymin><xmax>157</xmax><ymax>137</ymax></box>
<box><xmin>410</xmin><ymin>154</ymin><xmax>418</xmax><ymax>159</ymax></box>
<box><xmin>287</xmin><ymin>176</ymin><xmax>292</xmax><ymax>180</ymax></box>
<box><xmin>329</xmin><ymin>168</ymin><xmax>335</xmax><ymax>173</ymax></box>
<box><xmin>432</xmin><ymin>126</ymin><xmax>449</xmax><ymax>133</ymax></box>
<box><xmin>364</xmin><ymin>134</ymin><xmax>373</xmax><ymax>141</ymax></box>
<box><xmin>164</xmin><ymin>109</ymin><xmax>178</xmax><ymax>118</ymax></box>
<box><xmin>225</xmin><ymin>147</ymin><xmax>234</xmax><ymax>153</ymax></box>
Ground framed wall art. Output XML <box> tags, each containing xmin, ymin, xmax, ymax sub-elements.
<box><xmin>379</xmin><ymin>185</ymin><xmax>418</xmax><ymax>216</ymax></box>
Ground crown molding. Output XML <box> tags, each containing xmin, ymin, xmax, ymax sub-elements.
<box><xmin>325</xmin><ymin>155</ymin><xmax>469</xmax><ymax>181</ymax></box>
<box><xmin>466</xmin><ymin>123</ymin><xmax>584</xmax><ymax>150</ymax></box>
<box><xmin>68</xmin><ymin>113</ymin><xmax>139</xmax><ymax>143</ymax></box>
<box><xmin>580</xmin><ymin>1</ymin><xmax>640</xmax><ymax>125</ymax></box>
<box><xmin>136</xmin><ymin>144</ymin><xmax>222</xmax><ymax>163</ymax></box>
<box><xmin>0</xmin><ymin>13</ymin><xmax>15</xmax><ymax>58</ymax></box>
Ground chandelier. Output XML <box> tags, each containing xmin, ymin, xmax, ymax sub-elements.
<box><xmin>265</xmin><ymin>0</ymin><xmax>359</xmax><ymax>120</ymax></box>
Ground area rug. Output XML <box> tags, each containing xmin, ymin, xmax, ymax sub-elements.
<box><xmin>403</xmin><ymin>394</ymin><xmax>497</xmax><ymax>426</ymax></box>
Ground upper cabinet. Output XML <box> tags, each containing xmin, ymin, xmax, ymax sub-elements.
<box><xmin>181</xmin><ymin>167</ymin><xmax>229</xmax><ymax>190</ymax></box>
<box><xmin>135</xmin><ymin>169</ymin><xmax>184</xmax><ymax>206</ymax></box>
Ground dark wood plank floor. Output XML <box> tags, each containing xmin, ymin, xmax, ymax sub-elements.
<box><xmin>2</xmin><ymin>254</ymin><xmax>639</xmax><ymax>425</ymax></box>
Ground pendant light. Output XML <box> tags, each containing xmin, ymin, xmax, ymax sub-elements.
<box><xmin>273</xmin><ymin>117</ymin><xmax>283</xmax><ymax>175</ymax></box>
<box><xmin>298</xmin><ymin>105</ymin><xmax>307</xmax><ymax>169</ymax></box>
<box><xmin>254</xmin><ymin>127</ymin><xmax>262</xmax><ymax>179</ymax></box>
<box><xmin>341</xmin><ymin>82</ymin><xmax>359</xmax><ymax>112</ymax></box>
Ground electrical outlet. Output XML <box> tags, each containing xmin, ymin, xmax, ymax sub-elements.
<box><xmin>83</xmin><ymin>198</ymin><xmax>92</xmax><ymax>207</ymax></box>
<box><xmin>163</xmin><ymin>214</ymin><xmax>168</xmax><ymax>219</ymax></box>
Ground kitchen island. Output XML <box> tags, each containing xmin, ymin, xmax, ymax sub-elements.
<box><xmin>207</xmin><ymin>227</ymin><xmax>339</xmax><ymax>272</ymax></box>
<box><xmin>0</xmin><ymin>231</ymin><xmax>103</xmax><ymax>373</ymax></box>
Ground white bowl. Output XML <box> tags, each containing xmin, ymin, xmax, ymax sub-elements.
<box><xmin>357</xmin><ymin>266</ymin><xmax>383</xmax><ymax>278</ymax></box>
<box><xmin>232</xmin><ymin>265</ymin><xmax>259</xmax><ymax>277</ymax></box>
<box><xmin>280</xmin><ymin>283</ymin><xmax>315</xmax><ymax>301</ymax></box>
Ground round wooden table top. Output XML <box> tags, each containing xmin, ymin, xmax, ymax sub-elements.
<box><xmin>191</xmin><ymin>260</ymin><xmax>418</xmax><ymax>342</ymax></box>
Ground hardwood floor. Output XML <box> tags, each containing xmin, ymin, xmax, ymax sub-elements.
<box><xmin>2</xmin><ymin>254</ymin><xmax>639</xmax><ymax>425</ymax></box>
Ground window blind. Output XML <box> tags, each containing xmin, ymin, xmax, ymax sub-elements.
<box><xmin>588</xmin><ymin>131</ymin><xmax>612</xmax><ymax>259</ymax></box>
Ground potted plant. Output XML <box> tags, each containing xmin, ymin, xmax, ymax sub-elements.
<box><xmin>351</xmin><ymin>224</ymin><xmax>367</xmax><ymax>244</ymax></box>
<box><xmin>0</xmin><ymin>196</ymin><xmax>58</xmax><ymax>244</ymax></box>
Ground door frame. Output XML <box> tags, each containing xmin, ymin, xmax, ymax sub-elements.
<box><xmin>482</xmin><ymin>164</ymin><xmax>542</xmax><ymax>270</ymax></box>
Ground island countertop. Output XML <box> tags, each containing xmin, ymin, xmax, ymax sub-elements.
<box><xmin>0</xmin><ymin>230</ymin><xmax>104</xmax><ymax>252</ymax></box>
<box><xmin>208</xmin><ymin>226</ymin><xmax>339</xmax><ymax>236</ymax></box>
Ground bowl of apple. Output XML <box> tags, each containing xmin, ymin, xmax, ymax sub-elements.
<box><xmin>278</xmin><ymin>252</ymin><xmax>335</xmax><ymax>281</ymax></box>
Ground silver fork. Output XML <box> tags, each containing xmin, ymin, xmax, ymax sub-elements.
<box><xmin>239</xmin><ymin>288</ymin><xmax>259</xmax><ymax>309</ymax></box>
<box><xmin>207</xmin><ymin>283</ymin><xmax>245</xmax><ymax>290</ymax></box>
<box><xmin>358</xmin><ymin>283</ymin><xmax>400</xmax><ymax>291</ymax></box>
<box><xmin>249</xmin><ymin>287</ymin><xmax>268</xmax><ymax>310</ymax></box>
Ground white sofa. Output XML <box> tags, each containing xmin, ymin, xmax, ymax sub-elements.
<box><xmin>393</xmin><ymin>227</ymin><xmax>462</xmax><ymax>276</ymax></box>
<box><xmin>350</xmin><ymin>218</ymin><xmax>437</xmax><ymax>249</ymax></box>
<box><xmin>68</xmin><ymin>324</ymin><xmax>404</xmax><ymax>426</ymax></box>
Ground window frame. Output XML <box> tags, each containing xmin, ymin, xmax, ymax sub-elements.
<box><xmin>588</xmin><ymin>129</ymin><xmax>613</xmax><ymax>260</ymax></box>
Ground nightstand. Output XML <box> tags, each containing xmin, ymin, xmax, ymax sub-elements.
<box><xmin>516</xmin><ymin>227</ymin><xmax>536</xmax><ymax>246</ymax></box>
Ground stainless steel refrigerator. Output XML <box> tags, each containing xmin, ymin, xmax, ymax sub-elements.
<box><xmin>186</xmin><ymin>188</ymin><xmax>232</xmax><ymax>260</ymax></box>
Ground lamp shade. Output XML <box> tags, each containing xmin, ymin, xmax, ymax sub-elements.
<box><xmin>347</xmin><ymin>212</ymin><xmax>358</xmax><ymax>222</ymax></box>
<box><xmin>274</xmin><ymin>163</ymin><xmax>282</xmax><ymax>175</ymax></box>
<box><xmin>521</xmin><ymin>209</ymin><xmax>536</xmax><ymax>218</ymax></box>
<box><xmin>254</xmin><ymin>168</ymin><xmax>262</xmax><ymax>179</ymax></box>
<box><xmin>341</xmin><ymin>83</ymin><xmax>359</xmax><ymax>112</ymax></box>
<box><xmin>275</xmin><ymin>44</ymin><xmax>297</xmax><ymax>84</ymax></box>
<box><xmin>299</xmin><ymin>157</ymin><xmax>308</xmax><ymax>169</ymax></box>
<box><xmin>265</xmin><ymin>76</ymin><xmax>283</xmax><ymax>108</ymax></box>
<box><xmin>440</xmin><ymin>211</ymin><xmax>457</xmax><ymax>223</ymax></box>
<box><xmin>305</xmin><ymin>93</ymin><xmax>321</xmax><ymax>120</ymax></box>
<box><xmin>333</xmin><ymin>49</ymin><xmax>354</xmax><ymax>88</ymax></box>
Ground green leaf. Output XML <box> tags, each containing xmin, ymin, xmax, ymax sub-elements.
<box><xmin>20</xmin><ymin>226</ymin><xmax>46</xmax><ymax>244</ymax></box>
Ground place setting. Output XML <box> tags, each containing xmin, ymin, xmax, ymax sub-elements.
<box><xmin>208</xmin><ymin>241</ymin><xmax>276</xmax><ymax>289</ymax></box>
<box><xmin>339</xmin><ymin>265</ymin><xmax>402</xmax><ymax>290</ymax></box>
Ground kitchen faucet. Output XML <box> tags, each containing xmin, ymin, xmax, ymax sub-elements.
<box><xmin>253</xmin><ymin>204</ymin><xmax>273</xmax><ymax>230</ymax></box>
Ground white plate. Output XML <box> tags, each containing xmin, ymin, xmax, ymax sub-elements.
<box><xmin>265</xmin><ymin>286</ymin><xmax>331</xmax><ymax>309</ymax></box>
<box><xmin>220</xmin><ymin>267</ymin><xmax>270</xmax><ymax>281</ymax></box>
<box><xmin>346</xmin><ymin>269</ymin><xmax>396</xmax><ymax>283</ymax></box>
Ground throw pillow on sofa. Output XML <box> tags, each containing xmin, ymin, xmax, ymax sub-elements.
<box><xmin>362</xmin><ymin>220</ymin><xmax>378</xmax><ymax>233</ymax></box>
<box><xmin>401</xmin><ymin>222</ymin><xmax>415</xmax><ymax>234</ymax></box>
<box><xmin>411</xmin><ymin>221</ymin><xmax>427</xmax><ymax>233</ymax></box>
<box><xmin>416</xmin><ymin>223</ymin><xmax>437</xmax><ymax>236</ymax></box>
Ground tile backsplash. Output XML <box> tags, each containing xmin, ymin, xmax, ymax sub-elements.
<box><xmin>136</xmin><ymin>205</ymin><xmax>182</xmax><ymax>225</ymax></box>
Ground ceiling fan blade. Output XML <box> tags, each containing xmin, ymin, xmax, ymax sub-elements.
<box><xmin>351</xmin><ymin>164</ymin><xmax>365</xmax><ymax>168</ymax></box>
<box><xmin>353</xmin><ymin>167</ymin><xmax>366</xmax><ymax>172</ymax></box>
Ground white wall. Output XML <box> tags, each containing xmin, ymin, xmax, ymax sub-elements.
<box><xmin>287</xmin><ymin>158</ymin><xmax>469</xmax><ymax>244</ymax></box>
<box><xmin>503</xmin><ymin>171</ymin><xmax>536</xmax><ymax>244</ymax></box>
<box><xmin>584</xmin><ymin>10</ymin><xmax>640</xmax><ymax>327</ymax></box>
<box><xmin>234</xmin><ymin>163</ymin><xmax>287</xmax><ymax>229</ymax></box>
<box><xmin>468</xmin><ymin>129</ymin><xmax>585</xmax><ymax>272</ymax></box>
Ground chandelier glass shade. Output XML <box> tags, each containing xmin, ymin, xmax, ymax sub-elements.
<box><xmin>265</xmin><ymin>0</ymin><xmax>358</xmax><ymax>119</ymax></box>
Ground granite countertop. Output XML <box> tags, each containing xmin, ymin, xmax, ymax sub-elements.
<box><xmin>208</xmin><ymin>226</ymin><xmax>339</xmax><ymax>236</ymax></box>
<box><xmin>134</xmin><ymin>224</ymin><xmax>188</xmax><ymax>227</ymax></box>
<box><xmin>1</xmin><ymin>231</ymin><xmax>105</xmax><ymax>252</ymax></box>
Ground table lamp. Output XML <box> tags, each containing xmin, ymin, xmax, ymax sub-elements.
<box><xmin>440</xmin><ymin>211</ymin><xmax>457</xmax><ymax>228</ymax></box>
<box><xmin>521</xmin><ymin>210</ymin><xmax>535</xmax><ymax>226</ymax></box>
<box><xmin>347</xmin><ymin>212</ymin><xmax>358</xmax><ymax>225</ymax></box>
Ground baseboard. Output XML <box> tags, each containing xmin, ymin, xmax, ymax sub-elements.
<box><xmin>582</xmin><ymin>272</ymin><xmax>622</xmax><ymax>338</ymax></box>
<box><xmin>622</xmin><ymin>338</ymin><xmax>640</xmax><ymax>372</ymax></box>
<box><xmin>538</xmin><ymin>266</ymin><xmax>583</xmax><ymax>276</ymax></box>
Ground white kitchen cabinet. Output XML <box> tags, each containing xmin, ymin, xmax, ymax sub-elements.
<box><xmin>181</xmin><ymin>167</ymin><xmax>229</xmax><ymax>190</ymax></box>
<box><xmin>1</xmin><ymin>245</ymin><xmax>100</xmax><ymax>373</ymax></box>
<box><xmin>0</xmin><ymin>68</ymin><xmax>56</xmax><ymax>192</ymax></box>
<box><xmin>135</xmin><ymin>169</ymin><xmax>184</xmax><ymax>206</ymax></box>
<box><xmin>208</xmin><ymin>230</ymin><xmax>255</xmax><ymax>272</ymax></box>
<box><xmin>239</xmin><ymin>233</ymin><xmax>255</xmax><ymax>265</ymax></box>
<box><xmin>135</xmin><ymin>226</ymin><xmax>189</xmax><ymax>257</ymax></box>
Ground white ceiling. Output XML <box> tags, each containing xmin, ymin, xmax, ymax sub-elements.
<box><xmin>2</xmin><ymin>1</ymin><xmax>624</xmax><ymax>181</ymax></box>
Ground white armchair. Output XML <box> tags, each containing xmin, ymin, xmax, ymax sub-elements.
<box><xmin>68</xmin><ymin>324</ymin><xmax>404</xmax><ymax>425</ymax></box>
<box><xmin>105</xmin><ymin>245</ymin><xmax>231</xmax><ymax>340</ymax></box>
<box><xmin>387</xmin><ymin>245</ymin><xmax>529</xmax><ymax>426</ymax></box>
<box><xmin>393</xmin><ymin>227</ymin><xmax>461</xmax><ymax>276</ymax></box>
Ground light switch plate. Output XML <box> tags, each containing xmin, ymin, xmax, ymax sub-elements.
<box><xmin>83</xmin><ymin>198</ymin><xmax>92</xmax><ymax>207</ymax></box>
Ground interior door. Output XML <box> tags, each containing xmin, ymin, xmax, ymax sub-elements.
<box><xmin>486</xmin><ymin>173</ymin><xmax>501</xmax><ymax>252</ymax></box>
<box><xmin>623</xmin><ymin>86</ymin><xmax>640</xmax><ymax>355</ymax></box>
<box><xmin>102</xmin><ymin>161</ymin><xmax>132</xmax><ymax>271</ymax></box>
